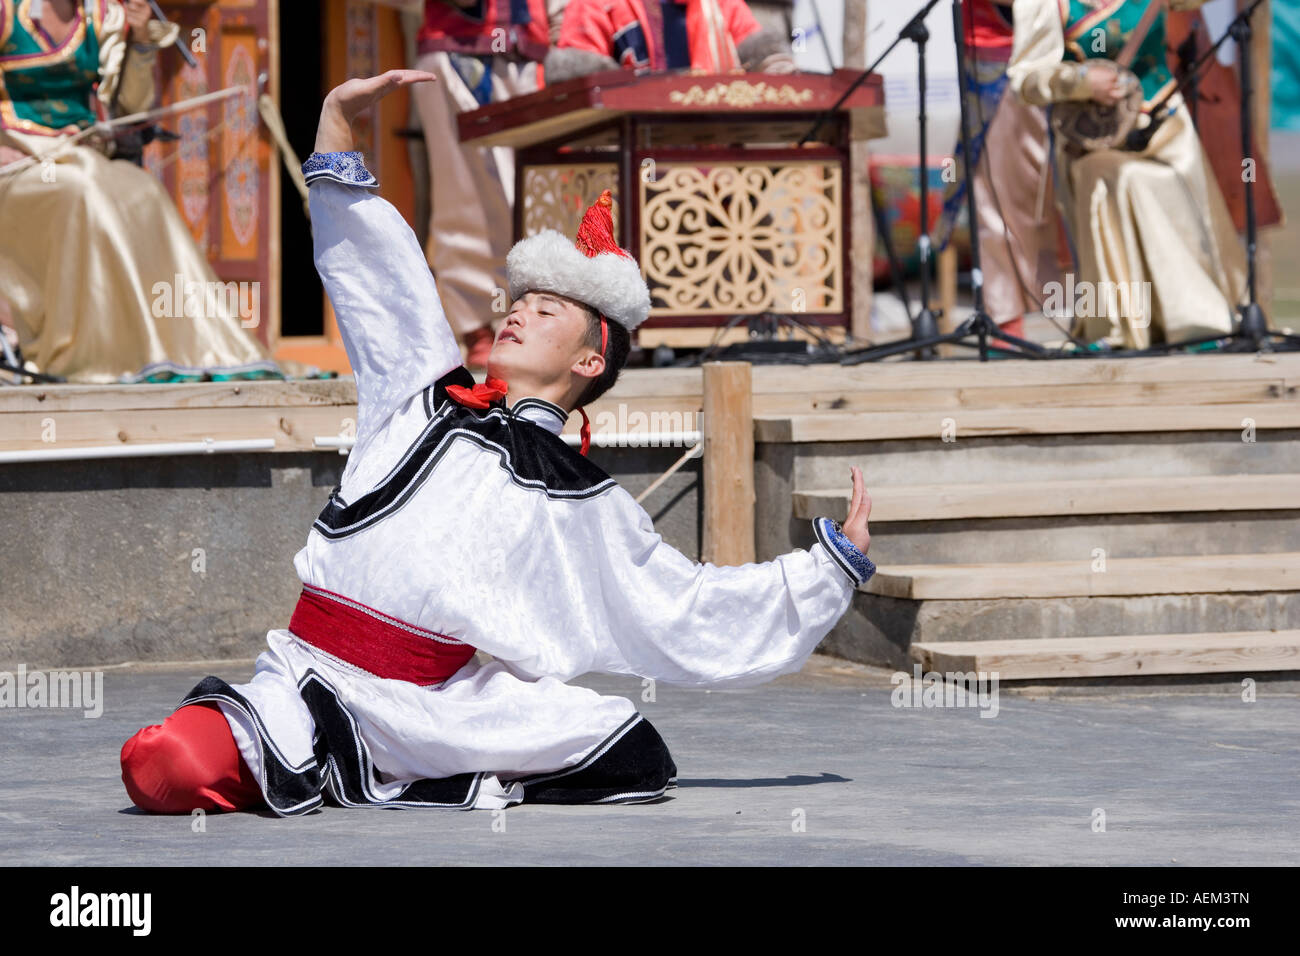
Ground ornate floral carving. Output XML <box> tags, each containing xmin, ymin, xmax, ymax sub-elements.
<box><xmin>522</xmin><ymin>164</ymin><xmax>619</xmax><ymax>237</ymax></box>
<box><xmin>640</xmin><ymin>162</ymin><xmax>842</xmax><ymax>315</ymax></box>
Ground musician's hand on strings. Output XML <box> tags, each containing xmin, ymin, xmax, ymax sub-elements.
<box><xmin>841</xmin><ymin>465</ymin><xmax>872</xmax><ymax>556</ymax></box>
<box><xmin>1085</xmin><ymin>64</ymin><xmax>1129</xmax><ymax>105</ymax></box>
<box><xmin>315</xmin><ymin>70</ymin><xmax>438</xmax><ymax>153</ymax></box>
<box><xmin>124</xmin><ymin>0</ymin><xmax>152</xmax><ymax>42</ymax></box>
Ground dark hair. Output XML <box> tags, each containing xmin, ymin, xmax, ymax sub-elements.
<box><xmin>574</xmin><ymin>303</ymin><xmax>631</xmax><ymax>407</ymax></box>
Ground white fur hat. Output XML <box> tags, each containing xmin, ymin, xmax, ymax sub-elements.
<box><xmin>505</xmin><ymin>190</ymin><xmax>651</xmax><ymax>332</ymax></box>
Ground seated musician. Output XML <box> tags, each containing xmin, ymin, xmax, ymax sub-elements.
<box><xmin>0</xmin><ymin>0</ymin><xmax>280</xmax><ymax>383</ymax></box>
<box><xmin>546</xmin><ymin>0</ymin><xmax>796</xmax><ymax>81</ymax></box>
<box><xmin>1006</xmin><ymin>0</ymin><xmax>1247</xmax><ymax>350</ymax></box>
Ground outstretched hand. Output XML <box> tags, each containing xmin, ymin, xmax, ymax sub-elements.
<box><xmin>842</xmin><ymin>465</ymin><xmax>871</xmax><ymax>555</ymax></box>
<box><xmin>314</xmin><ymin>70</ymin><xmax>438</xmax><ymax>154</ymax></box>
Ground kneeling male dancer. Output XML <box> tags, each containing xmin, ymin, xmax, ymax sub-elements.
<box><xmin>120</xmin><ymin>70</ymin><xmax>877</xmax><ymax>814</ymax></box>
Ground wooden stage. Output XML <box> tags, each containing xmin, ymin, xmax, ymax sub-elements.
<box><xmin>2</xmin><ymin>352</ymin><xmax>1299</xmax><ymax>680</ymax></box>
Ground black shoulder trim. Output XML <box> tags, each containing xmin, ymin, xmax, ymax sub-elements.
<box><xmin>314</xmin><ymin>406</ymin><xmax>617</xmax><ymax>539</ymax></box>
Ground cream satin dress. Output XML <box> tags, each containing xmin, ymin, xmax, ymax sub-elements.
<box><xmin>0</xmin><ymin>0</ymin><xmax>277</xmax><ymax>382</ymax></box>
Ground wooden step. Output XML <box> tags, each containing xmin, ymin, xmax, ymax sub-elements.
<box><xmin>910</xmin><ymin>631</ymin><xmax>1300</xmax><ymax>679</ymax></box>
<box><xmin>756</xmin><ymin>403</ymin><xmax>1300</xmax><ymax>443</ymax></box>
<box><xmin>865</xmin><ymin>552</ymin><xmax>1300</xmax><ymax>600</ymax></box>
<box><xmin>795</xmin><ymin>474</ymin><xmax>1300</xmax><ymax>522</ymax></box>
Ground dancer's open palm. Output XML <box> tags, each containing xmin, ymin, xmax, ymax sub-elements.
<box><xmin>328</xmin><ymin>70</ymin><xmax>437</xmax><ymax>123</ymax></box>
<box><xmin>316</xmin><ymin>70</ymin><xmax>437</xmax><ymax>153</ymax></box>
<box><xmin>842</xmin><ymin>465</ymin><xmax>871</xmax><ymax>555</ymax></box>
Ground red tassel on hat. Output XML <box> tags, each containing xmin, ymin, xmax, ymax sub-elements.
<box><xmin>579</xmin><ymin>406</ymin><xmax>592</xmax><ymax>456</ymax></box>
<box><xmin>575</xmin><ymin>190</ymin><xmax>633</xmax><ymax>261</ymax></box>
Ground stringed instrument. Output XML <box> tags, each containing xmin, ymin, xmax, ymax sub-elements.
<box><xmin>1050</xmin><ymin>0</ymin><xmax>1166</xmax><ymax>152</ymax></box>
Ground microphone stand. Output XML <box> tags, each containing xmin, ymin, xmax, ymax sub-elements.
<box><xmin>806</xmin><ymin>0</ymin><xmax>947</xmax><ymax>361</ymax></box>
<box><xmin>843</xmin><ymin>0</ymin><xmax>1051</xmax><ymax>363</ymax></box>
<box><xmin>788</xmin><ymin>0</ymin><xmax>945</xmax><ymax>363</ymax></box>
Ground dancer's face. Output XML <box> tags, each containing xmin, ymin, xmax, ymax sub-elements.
<box><xmin>488</xmin><ymin>291</ymin><xmax>604</xmax><ymax>407</ymax></box>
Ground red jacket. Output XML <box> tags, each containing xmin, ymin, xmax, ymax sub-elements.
<box><xmin>558</xmin><ymin>0</ymin><xmax>761</xmax><ymax>73</ymax></box>
<box><xmin>961</xmin><ymin>0</ymin><xmax>1015</xmax><ymax>60</ymax></box>
<box><xmin>419</xmin><ymin>0</ymin><xmax>550</xmax><ymax>62</ymax></box>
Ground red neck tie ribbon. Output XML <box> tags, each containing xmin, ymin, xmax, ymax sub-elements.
<box><xmin>445</xmin><ymin>375</ymin><xmax>509</xmax><ymax>409</ymax></box>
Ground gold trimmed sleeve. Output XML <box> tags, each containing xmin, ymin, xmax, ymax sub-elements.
<box><xmin>1007</xmin><ymin>0</ymin><xmax>1095</xmax><ymax>106</ymax></box>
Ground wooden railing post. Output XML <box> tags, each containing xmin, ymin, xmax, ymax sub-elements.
<box><xmin>701</xmin><ymin>361</ymin><xmax>755</xmax><ymax>566</ymax></box>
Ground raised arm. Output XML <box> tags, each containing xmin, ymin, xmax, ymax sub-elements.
<box><xmin>588</xmin><ymin>469</ymin><xmax>875</xmax><ymax>689</ymax></box>
<box><xmin>306</xmin><ymin>71</ymin><xmax>463</xmax><ymax>443</ymax></box>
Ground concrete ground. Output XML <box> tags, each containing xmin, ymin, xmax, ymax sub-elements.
<box><xmin>2</xmin><ymin>654</ymin><xmax>1296</xmax><ymax>866</ymax></box>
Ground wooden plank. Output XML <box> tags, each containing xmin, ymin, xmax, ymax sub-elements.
<box><xmin>443</xmin><ymin>353</ymin><xmax>1300</xmax><ymax>403</ymax></box>
<box><xmin>793</xmin><ymin>474</ymin><xmax>1300</xmax><ymax>522</ymax></box>
<box><xmin>3</xmin><ymin>373</ymin><xmax>1289</xmax><ymax>424</ymax></box>
<box><xmin>757</xmin><ymin>403</ymin><xmax>1300</xmax><ymax>443</ymax></box>
<box><xmin>751</xmin><ymin>379</ymin><xmax>1294</xmax><ymax>414</ymax></box>
<box><xmin>0</xmin><ymin>406</ymin><xmax>357</xmax><ymax>454</ymax></box>
<box><xmin>866</xmin><ymin>552</ymin><xmax>1300</xmax><ymax>600</ymax></box>
<box><xmin>0</xmin><ymin>379</ymin><xmax>357</xmax><ymax>414</ymax></box>
<box><xmin>909</xmin><ymin>631</ymin><xmax>1300</xmax><ymax>678</ymax></box>
<box><xmin>637</xmin><ymin>326</ymin><xmax>848</xmax><ymax>350</ymax></box>
<box><xmin>746</xmin><ymin>353</ymin><xmax>1300</xmax><ymax>392</ymax></box>
<box><xmin>702</xmin><ymin>362</ymin><xmax>755</xmax><ymax>566</ymax></box>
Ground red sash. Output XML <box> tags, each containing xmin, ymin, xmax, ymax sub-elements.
<box><xmin>289</xmin><ymin>585</ymin><xmax>476</xmax><ymax>686</ymax></box>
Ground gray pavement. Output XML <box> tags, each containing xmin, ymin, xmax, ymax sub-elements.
<box><xmin>1</xmin><ymin>655</ymin><xmax>1297</xmax><ymax>866</ymax></box>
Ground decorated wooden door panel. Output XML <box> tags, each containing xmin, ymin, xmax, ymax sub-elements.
<box><xmin>143</xmin><ymin>0</ymin><xmax>279</xmax><ymax>346</ymax></box>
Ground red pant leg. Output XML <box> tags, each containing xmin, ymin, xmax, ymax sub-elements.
<box><xmin>120</xmin><ymin>701</ymin><xmax>265</xmax><ymax>813</ymax></box>
<box><xmin>998</xmin><ymin>315</ymin><xmax>1026</xmax><ymax>340</ymax></box>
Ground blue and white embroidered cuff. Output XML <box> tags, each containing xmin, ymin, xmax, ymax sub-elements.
<box><xmin>812</xmin><ymin>516</ymin><xmax>876</xmax><ymax>587</ymax></box>
<box><xmin>302</xmin><ymin>151</ymin><xmax>378</xmax><ymax>188</ymax></box>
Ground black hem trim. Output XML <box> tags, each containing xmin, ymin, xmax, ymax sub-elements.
<box><xmin>179</xmin><ymin>671</ymin><xmax>486</xmax><ymax>815</ymax></box>
<box><xmin>180</xmin><ymin>678</ymin><xmax>324</xmax><ymax>817</ymax></box>
<box><xmin>512</xmin><ymin>714</ymin><xmax>678</xmax><ymax>806</ymax></box>
<box><xmin>298</xmin><ymin>670</ymin><xmax>482</xmax><ymax>809</ymax></box>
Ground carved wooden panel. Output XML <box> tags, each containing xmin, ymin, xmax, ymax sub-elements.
<box><xmin>521</xmin><ymin>162</ymin><xmax>619</xmax><ymax>237</ymax></box>
<box><xmin>639</xmin><ymin>160</ymin><xmax>843</xmax><ymax>317</ymax></box>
